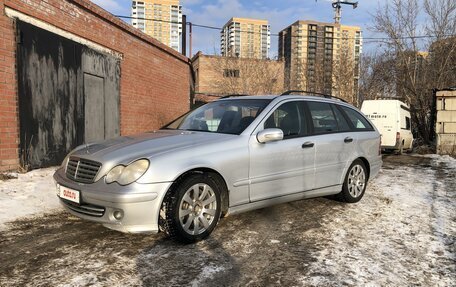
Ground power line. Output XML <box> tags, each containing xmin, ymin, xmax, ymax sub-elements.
<box><xmin>115</xmin><ymin>15</ymin><xmax>456</xmax><ymax>41</ymax></box>
<box><xmin>115</xmin><ymin>14</ymin><xmax>181</xmax><ymax>25</ymax></box>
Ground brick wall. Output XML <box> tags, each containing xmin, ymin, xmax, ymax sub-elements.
<box><xmin>0</xmin><ymin>0</ymin><xmax>191</xmax><ymax>171</ymax></box>
<box><xmin>192</xmin><ymin>52</ymin><xmax>284</xmax><ymax>97</ymax></box>
<box><xmin>0</xmin><ymin>0</ymin><xmax>18</xmax><ymax>171</ymax></box>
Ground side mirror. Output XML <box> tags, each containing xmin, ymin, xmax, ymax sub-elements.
<box><xmin>257</xmin><ymin>128</ymin><xmax>284</xmax><ymax>143</ymax></box>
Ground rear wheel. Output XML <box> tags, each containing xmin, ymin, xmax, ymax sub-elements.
<box><xmin>160</xmin><ymin>174</ymin><xmax>222</xmax><ymax>243</ymax></box>
<box><xmin>338</xmin><ymin>159</ymin><xmax>368</xmax><ymax>203</ymax></box>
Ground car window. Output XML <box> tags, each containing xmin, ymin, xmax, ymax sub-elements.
<box><xmin>264</xmin><ymin>101</ymin><xmax>308</xmax><ymax>139</ymax></box>
<box><xmin>405</xmin><ymin>117</ymin><xmax>411</xmax><ymax>130</ymax></box>
<box><xmin>340</xmin><ymin>106</ymin><xmax>373</xmax><ymax>130</ymax></box>
<box><xmin>163</xmin><ymin>99</ymin><xmax>271</xmax><ymax>135</ymax></box>
<box><xmin>332</xmin><ymin>104</ymin><xmax>351</xmax><ymax>132</ymax></box>
<box><xmin>307</xmin><ymin>101</ymin><xmax>339</xmax><ymax>134</ymax></box>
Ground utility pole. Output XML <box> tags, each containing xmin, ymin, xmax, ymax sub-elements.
<box><xmin>332</xmin><ymin>1</ymin><xmax>358</xmax><ymax>24</ymax></box>
<box><xmin>189</xmin><ymin>22</ymin><xmax>193</xmax><ymax>58</ymax></box>
<box><xmin>182</xmin><ymin>15</ymin><xmax>186</xmax><ymax>56</ymax></box>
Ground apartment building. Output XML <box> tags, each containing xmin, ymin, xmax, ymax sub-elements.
<box><xmin>131</xmin><ymin>0</ymin><xmax>182</xmax><ymax>52</ymax></box>
<box><xmin>278</xmin><ymin>20</ymin><xmax>362</xmax><ymax>104</ymax></box>
<box><xmin>221</xmin><ymin>17</ymin><xmax>270</xmax><ymax>59</ymax></box>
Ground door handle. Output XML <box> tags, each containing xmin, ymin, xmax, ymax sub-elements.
<box><xmin>344</xmin><ymin>137</ymin><xmax>353</xmax><ymax>143</ymax></box>
<box><xmin>302</xmin><ymin>142</ymin><xmax>314</xmax><ymax>148</ymax></box>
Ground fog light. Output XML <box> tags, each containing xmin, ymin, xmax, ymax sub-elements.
<box><xmin>113</xmin><ymin>210</ymin><xmax>123</xmax><ymax>220</ymax></box>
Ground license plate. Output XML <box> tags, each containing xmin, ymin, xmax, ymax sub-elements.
<box><xmin>58</xmin><ymin>185</ymin><xmax>80</xmax><ymax>204</ymax></box>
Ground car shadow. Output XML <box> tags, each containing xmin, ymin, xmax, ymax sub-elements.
<box><xmin>0</xmin><ymin>197</ymin><xmax>339</xmax><ymax>286</ymax></box>
<box><xmin>136</xmin><ymin>234</ymin><xmax>240</xmax><ymax>286</ymax></box>
<box><xmin>136</xmin><ymin>197</ymin><xmax>338</xmax><ymax>286</ymax></box>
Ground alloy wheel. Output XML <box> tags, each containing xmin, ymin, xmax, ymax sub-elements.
<box><xmin>178</xmin><ymin>183</ymin><xmax>218</xmax><ymax>235</ymax></box>
<box><xmin>347</xmin><ymin>164</ymin><xmax>366</xmax><ymax>198</ymax></box>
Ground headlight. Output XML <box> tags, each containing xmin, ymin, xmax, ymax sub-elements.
<box><xmin>105</xmin><ymin>159</ymin><xmax>149</xmax><ymax>185</ymax></box>
<box><xmin>105</xmin><ymin>165</ymin><xmax>124</xmax><ymax>184</ymax></box>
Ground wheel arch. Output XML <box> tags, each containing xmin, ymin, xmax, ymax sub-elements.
<box><xmin>163</xmin><ymin>167</ymin><xmax>230</xmax><ymax>216</ymax></box>
<box><xmin>357</xmin><ymin>157</ymin><xmax>371</xmax><ymax>180</ymax></box>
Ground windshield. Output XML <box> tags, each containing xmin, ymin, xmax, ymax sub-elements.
<box><xmin>162</xmin><ymin>99</ymin><xmax>272</xmax><ymax>135</ymax></box>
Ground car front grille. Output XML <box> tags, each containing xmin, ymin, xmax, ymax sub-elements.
<box><xmin>66</xmin><ymin>157</ymin><xmax>101</xmax><ymax>183</ymax></box>
<box><xmin>61</xmin><ymin>199</ymin><xmax>105</xmax><ymax>217</ymax></box>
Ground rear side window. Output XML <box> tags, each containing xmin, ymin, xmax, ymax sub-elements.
<box><xmin>331</xmin><ymin>104</ymin><xmax>351</xmax><ymax>132</ymax></box>
<box><xmin>340</xmin><ymin>106</ymin><xmax>373</xmax><ymax>130</ymax></box>
<box><xmin>405</xmin><ymin>117</ymin><xmax>411</xmax><ymax>130</ymax></box>
<box><xmin>308</xmin><ymin>102</ymin><xmax>339</xmax><ymax>134</ymax></box>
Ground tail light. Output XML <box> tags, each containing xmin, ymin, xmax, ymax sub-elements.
<box><xmin>396</xmin><ymin>132</ymin><xmax>401</xmax><ymax>141</ymax></box>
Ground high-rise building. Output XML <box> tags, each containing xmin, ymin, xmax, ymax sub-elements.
<box><xmin>220</xmin><ymin>17</ymin><xmax>270</xmax><ymax>59</ymax></box>
<box><xmin>131</xmin><ymin>0</ymin><xmax>182</xmax><ymax>52</ymax></box>
<box><xmin>278</xmin><ymin>20</ymin><xmax>362</xmax><ymax>103</ymax></box>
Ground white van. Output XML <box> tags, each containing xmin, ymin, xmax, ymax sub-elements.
<box><xmin>361</xmin><ymin>100</ymin><xmax>414</xmax><ymax>153</ymax></box>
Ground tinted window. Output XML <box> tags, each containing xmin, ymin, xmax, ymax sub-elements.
<box><xmin>264</xmin><ymin>101</ymin><xmax>308</xmax><ymax>139</ymax></box>
<box><xmin>332</xmin><ymin>105</ymin><xmax>351</xmax><ymax>131</ymax></box>
<box><xmin>308</xmin><ymin>102</ymin><xmax>339</xmax><ymax>134</ymax></box>
<box><xmin>340</xmin><ymin>106</ymin><xmax>373</xmax><ymax>130</ymax></box>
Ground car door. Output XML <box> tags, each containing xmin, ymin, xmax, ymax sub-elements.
<box><xmin>248</xmin><ymin>100</ymin><xmax>315</xmax><ymax>202</ymax></box>
<box><xmin>340</xmin><ymin>105</ymin><xmax>379</xmax><ymax>161</ymax></box>
<box><xmin>307</xmin><ymin>101</ymin><xmax>355</xmax><ymax>189</ymax></box>
<box><xmin>401</xmin><ymin>114</ymin><xmax>414</xmax><ymax>149</ymax></box>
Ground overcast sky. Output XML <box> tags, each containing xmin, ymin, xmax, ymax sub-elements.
<box><xmin>91</xmin><ymin>0</ymin><xmax>388</xmax><ymax>57</ymax></box>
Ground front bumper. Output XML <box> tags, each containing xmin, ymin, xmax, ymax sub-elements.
<box><xmin>53</xmin><ymin>167</ymin><xmax>173</xmax><ymax>233</ymax></box>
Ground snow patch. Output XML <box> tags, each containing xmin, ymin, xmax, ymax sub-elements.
<box><xmin>0</xmin><ymin>167</ymin><xmax>62</xmax><ymax>229</ymax></box>
<box><xmin>190</xmin><ymin>265</ymin><xmax>225</xmax><ymax>287</ymax></box>
<box><xmin>415</xmin><ymin>153</ymin><xmax>456</xmax><ymax>169</ymax></box>
<box><xmin>300</xmin><ymin>155</ymin><xmax>455</xmax><ymax>286</ymax></box>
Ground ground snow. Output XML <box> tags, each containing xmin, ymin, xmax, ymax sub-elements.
<box><xmin>300</xmin><ymin>155</ymin><xmax>455</xmax><ymax>286</ymax></box>
<box><xmin>190</xmin><ymin>265</ymin><xmax>226</xmax><ymax>287</ymax></box>
<box><xmin>0</xmin><ymin>155</ymin><xmax>455</xmax><ymax>286</ymax></box>
<box><xmin>0</xmin><ymin>167</ymin><xmax>61</xmax><ymax>229</ymax></box>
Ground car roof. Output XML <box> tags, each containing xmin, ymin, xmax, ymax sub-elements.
<box><xmin>218</xmin><ymin>94</ymin><xmax>355</xmax><ymax>108</ymax></box>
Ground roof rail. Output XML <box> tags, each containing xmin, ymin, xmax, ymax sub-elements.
<box><xmin>220</xmin><ymin>94</ymin><xmax>251</xmax><ymax>99</ymax></box>
<box><xmin>280</xmin><ymin>90</ymin><xmax>348</xmax><ymax>103</ymax></box>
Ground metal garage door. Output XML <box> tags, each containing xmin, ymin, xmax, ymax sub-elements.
<box><xmin>17</xmin><ymin>20</ymin><xmax>120</xmax><ymax>169</ymax></box>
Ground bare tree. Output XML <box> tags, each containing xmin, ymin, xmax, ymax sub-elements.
<box><xmin>359</xmin><ymin>52</ymin><xmax>397</xmax><ymax>101</ymax></box>
<box><xmin>332</xmin><ymin>48</ymin><xmax>358</xmax><ymax>105</ymax></box>
<box><xmin>208</xmin><ymin>56</ymin><xmax>284</xmax><ymax>95</ymax></box>
<box><xmin>370</xmin><ymin>0</ymin><xmax>456</xmax><ymax>143</ymax></box>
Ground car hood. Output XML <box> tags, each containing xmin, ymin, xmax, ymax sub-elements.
<box><xmin>71</xmin><ymin>129</ymin><xmax>235</xmax><ymax>165</ymax></box>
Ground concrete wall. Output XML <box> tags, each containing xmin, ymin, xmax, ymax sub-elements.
<box><xmin>436</xmin><ymin>89</ymin><xmax>456</xmax><ymax>155</ymax></box>
<box><xmin>0</xmin><ymin>0</ymin><xmax>191</xmax><ymax>171</ymax></box>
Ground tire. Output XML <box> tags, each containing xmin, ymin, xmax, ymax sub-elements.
<box><xmin>160</xmin><ymin>173</ymin><xmax>222</xmax><ymax>243</ymax></box>
<box><xmin>338</xmin><ymin>159</ymin><xmax>368</xmax><ymax>203</ymax></box>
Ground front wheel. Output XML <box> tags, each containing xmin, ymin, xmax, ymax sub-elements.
<box><xmin>338</xmin><ymin>159</ymin><xmax>368</xmax><ymax>203</ymax></box>
<box><xmin>160</xmin><ymin>174</ymin><xmax>222</xmax><ymax>243</ymax></box>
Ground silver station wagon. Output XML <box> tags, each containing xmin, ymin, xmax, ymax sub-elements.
<box><xmin>54</xmin><ymin>93</ymin><xmax>382</xmax><ymax>242</ymax></box>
